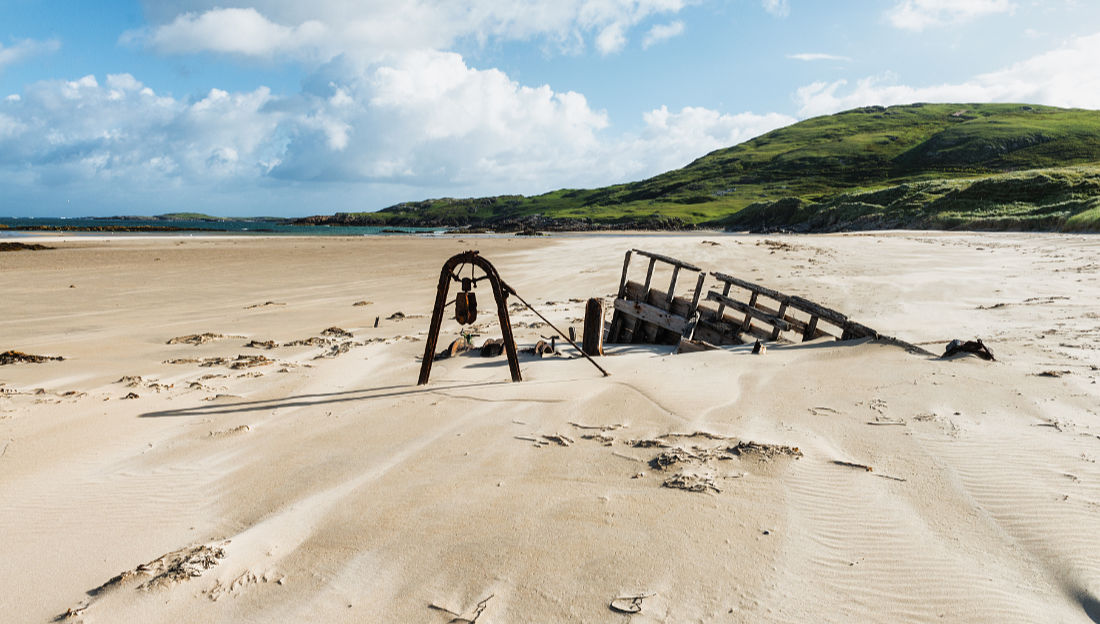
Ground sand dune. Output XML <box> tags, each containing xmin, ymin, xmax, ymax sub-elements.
<box><xmin>1</xmin><ymin>232</ymin><xmax>1098</xmax><ymax>622</ymax></box>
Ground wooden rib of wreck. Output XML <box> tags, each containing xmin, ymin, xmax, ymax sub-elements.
<box><xmin>605</xmin><ymin>248</ymin><xmax>932</xmax><ymax>355</ymax></box>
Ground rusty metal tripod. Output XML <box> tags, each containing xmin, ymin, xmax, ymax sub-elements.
<box><xmin>418</xmin><ymin>251</ymin><xmax>522</xmax><ymax>384</ymax></box>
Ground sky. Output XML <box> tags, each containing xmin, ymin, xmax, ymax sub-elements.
<box><xmin>2</xmin><ymin>0</ymin><xmax>1100</xmax><ymax>217</ymax></box>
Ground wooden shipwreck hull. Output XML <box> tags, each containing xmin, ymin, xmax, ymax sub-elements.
<box><xmin>605</xmin><ymin>248</ymin><xmax>929</xmax><ymax>354</ymax></box>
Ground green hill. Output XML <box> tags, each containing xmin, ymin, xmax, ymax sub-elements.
<box><xmin>297</xmin><ymin>103</ymin><xmax>1100</xmax><ymax>232</ymax></box>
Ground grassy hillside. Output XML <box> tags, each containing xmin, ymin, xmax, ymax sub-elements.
<box><xmin>299</xmin><ymin>103</ymin><xmax>1100</xmax><ymax>231</ymax></box>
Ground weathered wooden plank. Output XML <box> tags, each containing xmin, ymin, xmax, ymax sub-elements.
<box><xmin>666</xmin><ymin>265</ymin><xmax>681</xmax><ymax>305</ymax></box>
<box><xmin>770</xmin><ymin>301</ymin><xmax>790</xmax><ymax>341</ymax></box>
<box><xmin>613</xmin><ymin>297</ymin><xmax>689</xmax><ymax>335</ymax></box>
<box><xmin>642</xmin><ymin>257</ymin><xmax>657</xmax><ymax>292</ymax></box>
<box><xmin>642</xmin><ymin>287</ymin><xmax>666</xmax><ymax>343</ymax></box>
<box><xmin>632</xmin><ymin>249</ymin><xmax>702</xmax><ymax>272</ymax></box>
<box><xmin>689</xmin><ymin>272</ymin><xmax>706</xmax><ymax>313</ymax></box>
<box><xmin>617</xmin><ymin>250</ymin><xmax>633</xmax><ymax>298</ymax></box>
<box><xmin>707</xmin><ymin>291</ymin><xmax>791</xmax><ymax>332</ymax></box>
<box><xmin>715</xmin><ymin>281</ymin><xmax>732</xmax><ymax>318</ymax></box>
<box><xmin>802</xmin><ymin>316</ymin><xmax>819</xmax><ymax>342</ymax></box>
<box><xmin>741</xmin><ymin>292</ymin><xmax>760</xmax><ymax>332</ymax></box>
<box><xmin>620</xmin><ymin>313</ymin><xmax>637</xmax><ymax>343</ymax></box>
<box><xmin>788</xmin><ymin>296</ymin><xmax>848</xmax><ymax>326</ymax></box>
<box><xmin>841</xmin><ymin>320</ymin><xmax>878</xmax><ymax>340</ymax></box>
<box><xmin>711</xmin><ymin>272</ymin><xmax>789</xmax><ymax>304</ymax></box>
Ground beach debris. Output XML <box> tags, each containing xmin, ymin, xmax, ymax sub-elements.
<box><xmin>662</xmin><ymin>472</ymin><xmax>720</xmax><ymax>493</ymax></box>
<box><xmin>569</xmin><ymin>422</ymin><xmax>624</xmax><ymax>432</ymax></box>
<box><xmin>80</xmin><ymin>542</ymin><xmax>227</xmax><ymax>608</ymax></box>
<box><xmin>609</xmin><ymin>593</ymin><xmax>655</xmax><ymax>614</ymax></box>
<box><xmin>321</xmin><ymin>326</ymin><xmax>353</xmax><ymax>339</ymax></box>
<box><xmin>480</xmin><ymin>338</ymin><xmax>506</xmax><ymax>357</ymax></box>
<box><xmin>352</xmin><ymin>300</ymin><xmax>371</xmax><ymax>306</ymax></box>
<box><xmin>244</xmin><ymin>301</ymin><xmax>285</xmax><ymax>309</ymax></box>
<box><xmin>167</xmin><ymin>333</ymin><xmax>227</xmax><ymax>345</ymax></box>
<box><xmin>387</xmin><ymin>311</ymin><xmax>406</xmax><ymax>320</ymax></box>
<box><xmin>209</xmin><ymin>425</ymin><xmax>251</xmax><ymax>437</ymax></box>
<box><xmin>541</xmin><ymin>433</ymin><xmax>575</xmax><ymax>447</ymax></box>
<box><xmin>117</xmin><ymin>375</ymin><xmax>143</xmax><ymax>387</ymax></box>
<box><xmin>284</xmin><ymin>336</ymin><xmax>328</xmax><ymax>347</ymax></box>
<box><xmin>0</xmin><ymin>350</ymin><xmax>64</xmax><ymax>365</ymax></box>
<box><xmin>728</xmin><ymin>441</ymin><xmax>802</xmax><ymax>460</ymax></box>
<box><xmin>833</xmin><ymin>460</ymin><xmax>907</xmax><ymax>482</ymax></box>
<box><xmin>229</xmin><ymin>355</ymin><xmax>273</xmax><ymax>369</ymax></box>
<box><xmin>428</xmin><ymin>593</ymin><xmax>494</xmax><ymax>623</ymax></box>
<box><xmin>122</xmin><ymin>392</ymin><xmax>140</xmax><ymax>400</ymax></box>
<box><xmin>941</xmin><ymin>338</ymin><xmax>995</xmax><ymax>361</ymax></box>
<box><xmin>661</xmin><ymin>430</ymin><xmax>734</xmax><ymax>441</ymax></box>
<box><xmin>1037</xmin><ymin>370</ymin><xmax>1070</xmax><ymax>378</ymax></box>
<box><xmin>530</xmin><ymin>338</ymin><xmax>557</xmax><ymax>356</ymax></box>
<box><xmin>649</xmin><ymin>447</ymin><xmax>702</xmax><ymax>470</ymax></box>
<box><xmin>752</xmin><ymin>340</ymin><xmax>766</xmax><ymax>354</ymax></box>
<box><xmin>581</xmin><ymin>433</ymin><xmax>615</xmax><ymax>445</ymax></box>
<box><xmin>629</xmin><ymin>438</ymin><xmax>671</xmax><ymax>448</ymax></box>
<box><xmin>435</xmin><ymin>335</ymin><xmax>474</xmax><ymax>360</ymax></box>
<box><xmin>313</xmin><ymin>341</ymin><xmax>353</xmax><ymax>359</ymax></box>
<box><xmin>867</xmin><ymin>419</ymin><xmax>906</xmax><ymax>426</ymax></box>
<box><xmin>244</xmin><ymin>339</ymin><xmax>278</xmax><ymax>349</ymax></box>
<box><xmin>0</xmin><ymin>241</ymin><xmax>53</xmax><ymax>252</ymax></box>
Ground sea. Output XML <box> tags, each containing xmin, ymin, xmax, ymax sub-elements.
<box><xmin>0</xmin><ymin>217</ymin><xmax>446</xmax><ymax>237</ymax></box>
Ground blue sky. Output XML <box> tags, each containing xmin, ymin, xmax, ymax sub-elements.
<box><xmin>2</xmin><ymin>0</ymin><xmax>1100</xmax><ymax>217</ymax></box>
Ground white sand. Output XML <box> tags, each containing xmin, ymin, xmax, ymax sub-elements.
<box><xmin>1</xmin><ymin>232</ymin><xmax>1098</xmax><ymax>622</ymax></box>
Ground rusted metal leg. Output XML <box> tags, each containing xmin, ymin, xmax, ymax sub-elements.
<box><xmin>483</xmin><ymin>263</ymin><xmax>522</xmax><ymax>382</ymax></box>
<box><xmin>418</xmin><ymin>257</ymin><xmax>459</xmax><ymax>385</ymax></box>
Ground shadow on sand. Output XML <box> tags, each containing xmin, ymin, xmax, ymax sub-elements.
<box><xmin>139</xmin><ymin>380</ymin><xmax>511</xmax><ymax>419</ymax></box>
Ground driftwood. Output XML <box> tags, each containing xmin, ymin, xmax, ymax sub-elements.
<box><xmin>0</xmin><ymin>350</ymin><xmax>64</xmax><ymax>365</ymax></box>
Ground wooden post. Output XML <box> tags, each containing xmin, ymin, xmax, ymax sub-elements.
<box><xmin>802</xmin><ymin>316</ymin><xmax>819</xmax><ymax>342</ymax></box>
<box><xmin>770</xmin><ymin>300</ymin><xmax>789</xmax><ymax>341</ymax></box>
<box><xmin>740</xmin><ymin>292</ymin><xmax>759</xmax><ymax>333</ymax></box>
<box><xmin>715</xmin><ymin>281</ymin><xmax>732</xmax><ymax>319</ymax></box>
<box><xmin>642</xmin><ymin>257</ymin><xmax>656</xmax><ymax>293</ymax></box>
<box><xmin>689</xmin><ymin>272</ymin><xmax>706</xmax><ymax>314</ymax></box>
<box><xmin>665</xmin><ymin>266</ymin><xmax>681</xmax><ymax>305</ymax></box>
<box><xmin>617</xmin><ymin>250</ymin><xmax>632</xmax><ymax>298</ymax></box>
<box><xmin>582</xmin><ymin>298</ymin><xmax>605</xmax><ymax>356</ymax></box>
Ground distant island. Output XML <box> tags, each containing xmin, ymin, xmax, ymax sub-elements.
<box><xmin>296</xmin><ymin>102</ymin><xmax>1100</xmax><ymax>233</ymax></box>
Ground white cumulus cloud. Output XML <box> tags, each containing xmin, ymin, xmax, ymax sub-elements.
<box><xmin>795</xmin><ymin>31</ymin><xmax>1100</xmax><ymax>117</ymax></box>
<box><xmin>0</xmin><ymin>38</ymin><xmax>61</xmax><ymax>71</ymax></box>
<box><xmin>131</xmin><ymin>0</ymin><xmax>689</xmax><ymax>61</ymax></box>
<box><xmin>138</xmin><ymin>8</ymin><xmax>326</xmax><ymax>59</ymax></box>
<box><xmin>621</xmin><ymin>106</ymin><xmax>796</xmax><ymax>175</ymax></box>
<box><xmin>643</xmin><ymin>20</ymin><xmax>685</xmax><ymax>48</ymax></box>
<box><xmin>886</xmin><ymin>0</ymin><xmax>1015</xmax><ymax>31</ymax></box>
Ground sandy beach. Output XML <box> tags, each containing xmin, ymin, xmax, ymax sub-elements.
<box><xmin>1</xmin><ymin>231</ymin><xmax>1099</xmax><ymax>623</ymax></box>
